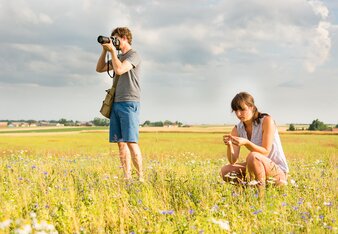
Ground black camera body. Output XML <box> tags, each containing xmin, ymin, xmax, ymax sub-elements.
<box><xmin>97</xmin><ymin>35</ymin><xmax>120</xmax><ymax>48</ymax></box>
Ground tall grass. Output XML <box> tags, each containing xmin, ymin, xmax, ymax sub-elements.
<box><xmin>0</xmin><ymin>132</ymin><xmax>337</xmax><ymax>233</ymax></box>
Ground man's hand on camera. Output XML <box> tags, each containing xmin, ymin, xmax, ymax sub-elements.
<box><xmin>102</xmin><ymin>41</ymin><xmax>115</xmax><ymax>53</ymax></box>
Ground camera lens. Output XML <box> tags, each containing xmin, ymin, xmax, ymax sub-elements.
<box><xmin>97</xmin><ymin>36</ymin><xmax>110</xmax><ymax>44</ymax></box>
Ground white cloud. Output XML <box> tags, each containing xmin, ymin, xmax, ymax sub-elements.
<box><xmin>0</xmin><ymin>0</ymin><xmax>337</xmax><ymax>123</ymax></box>
<box><xmin>308</xmin><ymin>0</ymin><xmax>329</xmax><ymax>18</ymax></box>
<box><xmin>305</xmin><ymin>0</ymin><xmax>331</xmax><ymax>72</ymax></box>
<box><xmin>305</xmin><ymin>21</ymin><xmax>331</xmax><ymax>72</ymax></box>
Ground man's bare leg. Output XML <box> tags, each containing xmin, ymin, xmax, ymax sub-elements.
<box><xmin>127</xmin><ymin>142</ymin><xmax>144</xmax><ymax>182</ymax></box>
<box><xmin>117</xmin><ymin>142</ymin><xmax>131</xmax><ymax>180</ymax></box>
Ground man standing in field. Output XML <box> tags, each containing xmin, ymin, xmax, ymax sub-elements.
<box><xmin>96</xmin><ymin>27</ymin><xmax>143</xmax><ymax>182</ymax></box>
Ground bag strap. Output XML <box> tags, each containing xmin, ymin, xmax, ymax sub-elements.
<box><xmin>112</xmin><ymin>75</ymin><xmax>120</xmax><ymax>89</ymax></box>
<box><xmin>106</xmin><ymin>52</ymin><xmax>120</xmax><ymax>89</ymax></box>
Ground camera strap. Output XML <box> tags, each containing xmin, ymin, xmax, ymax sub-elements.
<box><xmin>106</xmin><ymin>53</ymin><xmax>115</xmax><ymax>79</ymax></box>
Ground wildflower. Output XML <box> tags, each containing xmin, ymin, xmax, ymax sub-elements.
<box><xmin>15</xmin><ymin>224</ymin><xmax>32</xmax><ymax>234</ymax></box>
<box><xmin>232</xmin><ymin>191</ymin><xmax>239</xmax><ymax>197</ymax></box>
<box><xmin>248</xmin><ymin>180</ymin><xmax>259</xmax><ymax>186</ymax></box>
<box><xmin>30</xmin><ymin>212</ymin><xmax>37</xmax><ymax>219</ymax></box>
<box><xmin>253</xmin><ymin>209</ymin><xmax>262</xmax><ymax>215</ymax></box>
<box><xmin>319</xmin><ymin>215</ymin><xmax>324</xmax><ymax>220</ymax></box>
<box><xmin>33</xmin><ymin>220</ymin><xmax>57</xmax><ymax>232</ymax></box>
<box><xmin>281</xmin><ymin>202</ymin><xmax>287</xmax><ymax>207</ymax></box>
<box><xmin>290</xmin><ymin>179</ymin><xmax>298</xmax><ymax>187</ymax></box>
<box><xmin>211</xmin><ymin>205</ymin><xmax>219</xmax><ymax>212</ymax></box>
<box><xmin>267</xmin><ymin>177</ymin><xmax>276</xmax><ymax>184</ymax></box>
<box><xmin>189</xmin><ymin>209</ymin><xmax>194</xmax><ymax>215</ymax></box>
<box><xmin>159</xmin><ymin>210</ymin><xmax>174</xmax><ymax>215</ymax></box>
<box><xmin>32</xmin><ymin>165</ymin><xmax>36</xmax><ymax>169</ymax></box>
<box><xmin>0</xmin><ymin>219</ymin><xmax>12</xmax><ymax>229</ymax></box>
<box><xmin>324</xmin><ymin>224</ymin><xmax>332</xmax><ymax>230</ymax></box>
<box><xmin>210</xmin><ymin>218</ymin><xmax>230</xmax><ymax>231</ymax></box>
<box><xmin>224</xmin><ymin>172</ymin><xmax>237</xmax><ymax>179</ymax></box>
<box><xmin>292</xmin><ymin>206</ymin><xmax>299</xmax><ymax>211</ymax></box>
<box><xmin>43</xmin><ymin>171</ymin><xmax>48</xmax><ymax>176</ymax></box>
<box><xmin>298</xmin><ymin>198</ymin><xmax>304</xmax><ymax>205</ymax></box>
<box><xmin>323</xmin><ymin>201</ymin><xmax>333</xmax><ymax>207</ymax></box>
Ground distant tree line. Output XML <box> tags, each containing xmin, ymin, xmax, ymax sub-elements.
<box><xmin>142</xmin><ymin>120</ymin><xmax>183</xmax><ymax>127</ymax></box>
<box><xmin>288</xmin><ymin>119</ymin><xmax>335</xmax><ymax>131</ymax></box>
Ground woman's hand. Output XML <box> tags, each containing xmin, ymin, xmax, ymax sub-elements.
<box><xmin>229</xmin><ymin>136</ymin><xmax>249</xmax><ymax>147</ymax></box>
<box><xmin>223</xmin><ymin>135</ymin><xmax>232</xmax><ymax>145</ymax></box>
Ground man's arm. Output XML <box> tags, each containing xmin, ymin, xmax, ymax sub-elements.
<box><xmin>96</xmin><ymin>49</ymin><xmax>110</xmax><ymax>73</ymax></box>
<box><xmin>100</xmin><ymin>43</ymin><xmax>133</xmax><ymax>75</ymax></box>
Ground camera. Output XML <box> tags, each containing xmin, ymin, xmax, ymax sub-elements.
<box><xmin>97</xmin><ymin>35</ymin><xmax>120</xmax><ymax>48</ymax></box>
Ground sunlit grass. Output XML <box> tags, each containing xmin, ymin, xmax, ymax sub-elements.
<box><xmin>0</xmin><ymin>132</ymin><xmax>337</xmax><ymax>233</ymax></box>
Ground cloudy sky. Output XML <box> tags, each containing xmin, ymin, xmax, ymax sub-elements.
<box><xmin>0</xmin><ymin>0</ymin><xmax>337</xmax><ymax>125</ymax></box>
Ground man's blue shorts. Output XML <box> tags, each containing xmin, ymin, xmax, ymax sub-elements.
<box><xmin>109</xmin><ymin>101</ymin><xmax>140</xmax><ymax>143</ymax></box>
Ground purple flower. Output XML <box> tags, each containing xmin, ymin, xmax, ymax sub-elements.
<box><xmin>32</xmin><ymin>165</ymin><xmax>36</xmax><ymax>169</ymax></box>
<box><xmin>281</xmin><ymin>202</ymin><xmax>287</xmax><ymax>207</ymax></box>
<box><xmin>324</xmin><ymin>225</ymin><xmax>332</xmax><ymax>230</ymax></box>
<box><xmin>189</xmin><ymin>209</ymin><xmax>194</xmax><ymax>215</ymax></box>
<box><xmin>232</xmin><ymin>191</ymin><xmax>239</xmax><ymax>197</ymax></box>
<box><xmin>253</xmin><ymin>209</ymin><xmax>262</xmax><ymax>215</ymax></box>
<box><xmin>292</xmin><ymin>206</ymin><xmax>299</xmax><ymax>211</ymax></box>
<box><xmin>319</xmin><ymin>215</ymin><xmax>324</xmax><ymax>220</ymax></box>
<box><xmin>298</xmin><ymin>198</ymin><xmax>304</xmax><ymax>205</ymax></box>
<box><xmin>160</xmin><ymin>210</ymin><xmax>174</xmax><ymax>215</ymax></box>
<box><xmin>211</xmin><ymin>205</ymin><xmax>219</xmax><ymax>212</ymax></box>
<box><xmin>43</xmin><ymin>171</ymin><xmax>48</xmax><ymax>176</ymax></box>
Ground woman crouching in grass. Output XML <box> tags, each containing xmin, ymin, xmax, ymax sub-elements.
<box><xmin>220</xmin><ymin>92</ymin><xmax>289</xmax><ymax>192</ymax></box>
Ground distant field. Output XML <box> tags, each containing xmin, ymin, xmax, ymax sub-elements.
<box><xmin>0</xmin><ymin>130</ymin><xmax>337</xmax><ymax>233</ymax></box>
<box><xmin>1</xmin><ymin>125</ymin><xmax>337</xmax><ymax>135</ymax></box>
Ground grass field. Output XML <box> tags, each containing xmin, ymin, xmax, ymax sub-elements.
<box><xmin>0</xmin><ymin>127</ymin><xmax>337</xmax><ymax>233</ymax></box>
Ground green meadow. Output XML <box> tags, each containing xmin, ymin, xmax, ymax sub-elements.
<box><xmin>0</xmin><ymin>128</ymin><xmax>337</xmax><ymax>233</ymax></box>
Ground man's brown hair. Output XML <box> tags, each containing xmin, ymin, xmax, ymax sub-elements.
<box><xmin>111</xmin><ymin>27</ymin><xmax>133</xmax><ymax>45</ymax></box>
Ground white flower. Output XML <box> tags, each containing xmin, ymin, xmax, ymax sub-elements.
<box><xmin>210</xmin><ymin>218</ymin><xmax>231</xmax><ymax>231</ymax></box>
<box><xmin>0</xmin><ymin>219</ymin><xmax>12</xmax><ymax>229</ymax></box>
<box><xmin>30</xmin><ymin>212</ymin><xmax>37</xmax><ymax>219</ymax></box>
<box><xmin>14</xmin><ymin>224</ymin><xmax>32</xmax><ymax>234</ymax></box>
<box><xmin>290</xmin><ymin>179</ymin><xmax>298</xmax><ymax>187</ymax></box>
<box><xmin>248</xmin><ymin>180</ymin><xmax>259</xmax><ymax>186</ymax></box>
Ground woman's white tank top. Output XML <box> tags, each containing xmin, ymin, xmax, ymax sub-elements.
<box><xmin>236</xmin><ymin>116</ymin><xmax>289</xmax><ymax>173</ymax></box>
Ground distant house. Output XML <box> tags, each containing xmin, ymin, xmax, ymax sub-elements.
<box><xmin>0</xmin><ymin>122</ymin><xmax>8</xmax><ymax>128</ymax></box>
<box><xmin>11</xmin><ymin>122</ymin><xmax>24</xmax><ymax>127</ymax></box>
<box><xmin>39</xmin><ymin>121</ymin><xmax>58</xmax><ymax>127</ymax></box>
<box><xmin>21</xmin><ymin>123</ymin><xmax>29</xmax><ymax>127</ymax></box>
<box><xmin>76</xmin><ymin>122</ymin><xmax>93</xmax><ymax>127</ymax></box>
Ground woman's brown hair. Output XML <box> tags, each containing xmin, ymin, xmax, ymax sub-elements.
<box><xmin>111</xmin><ymin>27</ymin><xmax>133</xmax><ymax>45</ymax></box>
<box><xmin>231</xmin><ymin>92</ymin><xmax>268</xmax><ymax>124</ymax></box>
